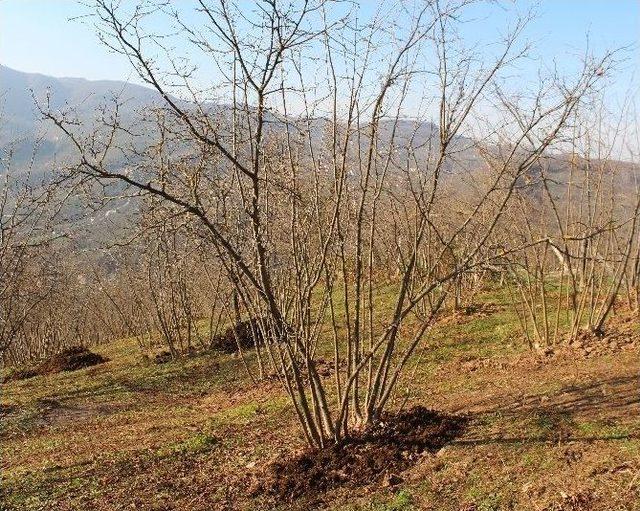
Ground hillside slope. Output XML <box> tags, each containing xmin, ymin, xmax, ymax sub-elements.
<box><xmin>1</xmin><ymin>287</ymin><xmax>638</xmax><ymax>511</ymax></box>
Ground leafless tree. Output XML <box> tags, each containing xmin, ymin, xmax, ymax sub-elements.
<box><xmin>41</xmin><ymin>0</ymin><xmax>613</xmax><ymax>446</ymax></box>
<box><xmin>503</xmin><ymin>96</ymin><xmax>640</xmax><ymax>347</ymax></box>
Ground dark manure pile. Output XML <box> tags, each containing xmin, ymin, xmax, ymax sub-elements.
<box><xmin>254</xmin><ymin>406</ymin><xmax>467</xmax><ymax>502</ymax></box>
<box><xmin>211</xmin><ymin>318</ymin><xmax>264</xmax><ymax>353</ymax></box>
<box><xmin>3</xmin><ymin>346</ymin><xmax>108</xmax><ymax>383</ymax></box>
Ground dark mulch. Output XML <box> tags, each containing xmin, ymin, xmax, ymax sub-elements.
<box><xmin>1</xmin><ymin>368</ymin><xmax>38</xmax><ymax>383</ymax></box>
<box><xmin>2</xmin><ymin>346</ymin><xmax>108</xmax><ymax>383</ymax></box>
<box><xmin>0</xmin><ymin>403</ymin><xmax>17</xmax><ymax>416</ymax></box>
<box><xmin>36</xmin><ymin>346</ymin><xmax>107</xmax><ymax>374</ymax></box>
<box><xmin>153</xmin><ymin>351</ymin><xmax>173</xmax><ymax>364</ymax></box>
<box><xmin>211</xmin><ymin>318</ymin><xmax>264</xmax><ymax>353</ymax></box>
<box><xmin>254</xmin><ymin>406</ymin><xmax>467</xmax><ymax>502</ymax></box>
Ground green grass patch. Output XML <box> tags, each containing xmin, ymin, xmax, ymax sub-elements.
<box><xmin>157</xmin><ymin>432</ymin><xmax>219</xmax><ymax>457</ymax></box>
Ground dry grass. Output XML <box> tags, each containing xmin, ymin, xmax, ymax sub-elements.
<box><xmin>1</xmin><ymin>290</ymin><xmax>639</xmax><ymax>511</ymax></box>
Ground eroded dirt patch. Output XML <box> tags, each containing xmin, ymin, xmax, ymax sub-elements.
<box><xmin>254</xmin><ymin>407</ymin><xmax>467</xmax><ymax>502</ymax></box>
<box><xmin>37</xmin><ymin>398</ymin><xmax>130</xmax><ymax>428</ymax></box>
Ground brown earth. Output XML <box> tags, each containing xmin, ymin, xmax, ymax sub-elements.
<box><xmin>2</xmin><ymin>346</ymin><xmax>108</xmax><ymax>383</ymax></box>
<box><xmin>254</xmin><ymin>407</ymin><xmax>467</xmax><ymax>503</ymax></box>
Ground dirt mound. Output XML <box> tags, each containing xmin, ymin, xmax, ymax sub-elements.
<box><xmin>211</xmin><ymin>319</ymin><xmax>264</xmax><ymax>353</ymax></box>
<box><xmin>2</xmin><ymin>368</ymin><xmax>38</xmax><ymax>383</ymax></box>
<box><xmin>152</xmin><ymin>351</ymin><xmax>173</xmax><ymax>364</ymax></box>
<box><xmin>559</xmin><ymin>322</ymin><xmax>639</xmax><ymax>358</ymax></box>
<box><xmin>36</xmin><ymin>346</ymin><xmax>107</xmax><ymax>374</ymax></box>
<box><xmin>0</xmin><ymin>403</ymin><xmax>17</xmax><ymax>416</ymax></box>
<box><xmin>3</xmin><ymin>347</ymin><xmax>107</xmax><ymax>383</ymax></box>
<box><xmin>254</xmin><ymin>407</ymin><xmax>467</xmax><ymax>502</ymax></box>
<box><xmin>438</xmin><ymin>302</ymin><xmax>503</xmax><ymax>326</ymax></box>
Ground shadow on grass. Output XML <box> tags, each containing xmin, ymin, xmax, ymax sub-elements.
<box><xmin>452</xmin><ymin>432</ymin><xmax>637</xmax><ymax>447</ymax></box>
<box><xmin>454</xmin><ymin>374</ymin><xmax>639</xmax><ymax>417</ymax></box>
<box><xmin>454</xmin><ymin>374</ymin><xmax>639</xmax><ymax>446</ymax></box>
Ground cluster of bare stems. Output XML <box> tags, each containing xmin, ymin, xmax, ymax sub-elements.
<box><xmin>0</xmin><ymin>142</ymin><xmax>104</xmax><ymax>365</ymax></box>
<box><xmin>96</xmin><ymin>200</ymin><xmax>234</xmax><ymax>359</ymax></box>
<box><xmin>501</xmin><ymin>98</ymin><xmax>640</xmax><ymax>347</ymax></box>
<box><xmin>0</xmin><ymin>166</ymin><xmax>44</xmax><ymax>365</ymax></box>
<box><xmin>1</xmin><ymin>0</ymin><xmax>634</xmax><ymax>448</ymax></box>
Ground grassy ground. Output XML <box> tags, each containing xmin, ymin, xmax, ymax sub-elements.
<box><xmin>1</xmin><ymin>289</ymin><xmax>639</xmax><ymax>511</ymax></box>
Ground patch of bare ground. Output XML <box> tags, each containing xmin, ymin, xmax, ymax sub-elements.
<box><xmin>252</xmin><ymin>407</ymin><xmax>467</xmax><ymax>504</ymax></box>
<box><xmin>34</xmin><ymin>398</ymin><xmax>132</xmax><ymax>428</ymax></box>
<box><xmin>432</xmin><ymin>344</ymin><xmax>639</xmax><ymax>422</ymax></box>
<box><xmin>557</xmin><ymin>313</ymin><xmax>640</xmax><ymax>358</ymax></box>
<box><xmin>391</xmin><ymin>333</ymin><xmax>639</xmax><ymax>511</ymax></box>
<box><xmin>0</xmin><ymin>398</ymin><xmax>136</xmax><ymax>443</ymax></box>
<box><xmin>3</xmin><ymin>346</ymin><xmax>638</xmax><ymax>510</ymax></box>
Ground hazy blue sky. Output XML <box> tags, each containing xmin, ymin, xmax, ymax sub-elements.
<box><xmin>1</xmin><ymin>1</ymin><xmax>638</xmax><ymax>82</ymax></box>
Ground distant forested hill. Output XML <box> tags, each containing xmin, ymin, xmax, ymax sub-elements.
<box><xmin>0</xmin><ymin>65</ymin><xmax>164</xmax><ymax>177</ymax></box>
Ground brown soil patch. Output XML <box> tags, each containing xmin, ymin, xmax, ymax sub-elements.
<box><xmin>437</xmin><ymin>351</ymin><xmax>640</xmax><ymax>427</ymax></box>
<box><xmin>254</xmin><ymin>406</ymin><xmax>467</xmax><ymax>503</ymax></box>
<box><xmin>503</xmin><ymin>374</ymin><xmax>640</xmax><ymax>423</ymax></box>
<box><xmin>0</xmin><ymin>403</ymin><xmax>17</xmax><ymax>416</ymax></box>
<box><xmin>450</xmin><ymin>350</ymin><xmax>548</xmax><ymax>374</ymax></box>
<box><xmin>3</xmin><ymin>346</ymin><xmax>108</xmax><ymax>382</ymax></box>
<box><xmin>34</xmin><ymin>398</ymin><xmax>129</xmax><ymax>428</ymax></box>
<box><xmin>152</xmin><ymin>350</ymin><xmax>173</xmax><ymax>364</ymax></box>
<box><xmin>557</xmin><ymin>319</ymin><xmax>639</xmax><ymax>358</ymax></box>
